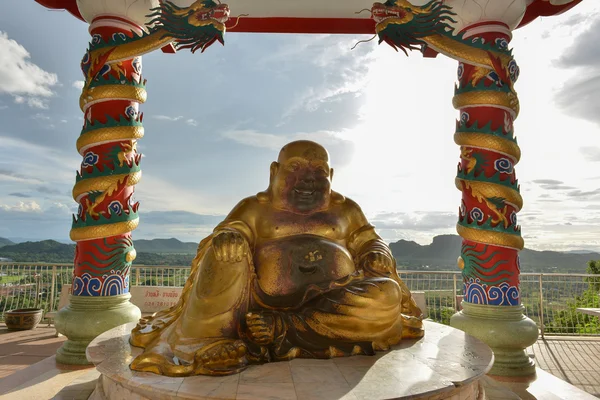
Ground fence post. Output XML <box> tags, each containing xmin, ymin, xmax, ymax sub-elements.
<box><xmin>453</xmin><ymin>273</ymin><xmax>458</xmax><ymax>311</ymax></box>
<box><xmin>539</xmin><ymin>274</ymin><xmax>545</xmax><ymax>338</ymax></box>
<box><xmin>49</xmin><ymin>266</ymin><xmax>56</xmax><ymax>313</ymax></box>
<box><xmin>135</xmin><ymin>267</ymin><xmax>140</xmax><ymax>286</ymax></box>
<box><xmin>34</xmin><ymin>272</ymin><xmax>40</xmax><ymax>309</ymax></box>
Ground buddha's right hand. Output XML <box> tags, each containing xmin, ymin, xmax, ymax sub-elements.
<box><xmin>212</xmin><ymin>230</ymin><xmax>248</xmax><ymax>262</ymax></box>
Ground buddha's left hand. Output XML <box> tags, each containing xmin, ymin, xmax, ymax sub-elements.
<box><xmin>361</xmin><ymin>252</ymin><xmax>394</xmax><ymax>275</ymax></box>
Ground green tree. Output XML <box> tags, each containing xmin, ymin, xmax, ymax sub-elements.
<box><xmin>585</xmin><ymin>260</ymin><xmax>600</xmax><ymax>292</ymax></box>
<box><xmin>546</xmin><ymin>259</ymin><xmax>600</xmax><ymax>335</ymax></box>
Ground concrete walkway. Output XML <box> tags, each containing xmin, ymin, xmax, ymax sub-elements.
<box><xmin>0</xmin><ymin>324</ymin><xmax>599</xmax><ymax>399</ymax></box>
<box><xmin>529</xmin><ymin>337</ymin><xmax>600</xmax><ymax>398</ymax></box>
<box><xmin>0</xmin><ymin>323</ymin><xmax>65</xmax><ymax>379</ymax></box>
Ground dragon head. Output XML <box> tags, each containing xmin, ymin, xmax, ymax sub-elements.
<box><xmin>192</xmin><ymin>2</ymin><xmax>230</xmax><ymax>25</ymax></box>
<box><xmin>371</xmin><ymin>0</ymin><xmax>455</xmax><ymax>55</ymax></box>
<box><xmin>371</xmin><ymin>1</ymin><xmax>415</xmax><ymax>25</ymax></box>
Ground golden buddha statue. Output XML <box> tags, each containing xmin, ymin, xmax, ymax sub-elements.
<box><xmin>130</xmin><ymin>140</ymin><xmax>424</xmax><ymax>376</ymax></box>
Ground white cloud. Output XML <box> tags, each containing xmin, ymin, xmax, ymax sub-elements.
<box><xmin>580</xmin><ymin>147</ymin><xmax>600</xmax><ymax>162</ymax></box>
<box><xmin>150</xmin><ymin>114</ymin><xmax>197</xmax><ymax>126</ymax></box>
<box><xmin>221</xmin><ymin>129</ymin><xmax>350</xmax><ymax>152</ymax></box>
<box><xmin>265</xmin><ymin>34</ymin><xmax>377</xmax><ymax>122</ymax></box>
<box><xmin>0</xmin><ymin>31</ymin><xmax>58</xmax><ymax>108</ymax></box>
<box><xmin>152</xmin><ymin>115</ymin><xmax>183</xmax><ymax>121</ymax></box>
<box><xmin>134</xmin><ymin>174</ymin><xmax>225</xmax><ymax>215</ymax></box>
<box><xmin>0</xmin><ymin>201</ymin><xmax>41</xmax><ymax>212</ymax></box>
<box><xmin>72</xmin><ymin>80</ymin><xmax>84</xmax><ymax>90</ymax></box>
<box><xmin>25</xmin><ymin>97</ymin><xmax>48</xmax><ymax>109</ymax></box>
<box><xmin>221</xmin><ymin>130</ymin><xmax>286</xmax><ymax>150</ymax></box>
<box><xmin>0</xmin><ymin>136</ymin><xmax>78</xmax><ymax>185</ymax></box>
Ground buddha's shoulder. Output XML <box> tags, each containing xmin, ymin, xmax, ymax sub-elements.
<box><xmin>231</xmin><ymin>195</ymin><xmax>264</xmax><ymax>210</ymax></box>
<box><xmin>332</xmin><ymin>193</ymin><xmax>361</xmax><ymax>210</ymax></box>
<box><xmin>332</xmin><ymin>195</ymin><xmax>369</xmax><ymax>227</ymax></box>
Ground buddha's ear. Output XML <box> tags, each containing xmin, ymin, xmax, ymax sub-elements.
<box><xmin>330</xmin><ymin>168</ymin><xmax>334</xmax><ymax>181</ymax></box>
<box><xmin>269</xmin><ymin>162</ymin><xmax>279</xmax><ymax>182</ymax></box>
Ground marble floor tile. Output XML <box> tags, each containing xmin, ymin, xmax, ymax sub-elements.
<box><xmin>294</xmin><ymin>381</ymin><xmax>358</xmax><ymax>400</ymax></box>
<box><xmin>236</xmin><ymin>382</ymin><xmax>297</xmax><ymax>400</ymax></box>
<box><xmin>129</xmin><ymin>371</ymin><xmax>184</xmax><ymax>394</ymax></box>
<box><xmin>240</xmin><ymin>362</ymin><xmax>292</xmax><ymax>383</ymax></box>
<box><xmin>289</xmin><ymin>358</ymin><xmax>336</xmax><ymax>367</ymax></box>
<box><xmin>349</xmin><ymin>378</ymin><xmax>412</xmax><ymax>400</ymax></box>
<box><xmin>177</xmin><ymin>374</ymin><xmax>238</xmax><ymax>399</ymax></box>
<box><xmin>333</xmin><ymin>355</ymin><xmax>380</xmax><ymax>367</ymax></box>
<box><xmin>291</xmin><ymin>365</ymin><xmax>347</xmax><ymax>384</ymax></box>
<box><xmin>336</xmin><ymin>366</ymin><xmax>399</xmax><ymax>385</ymax></box>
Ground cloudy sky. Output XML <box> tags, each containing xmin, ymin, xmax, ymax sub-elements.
<box><xmin>0</xmin><ymin>2</ymin><xmax>599</xmax><ymax>252</ymax></box>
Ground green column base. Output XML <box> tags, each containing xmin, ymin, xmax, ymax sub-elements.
<box><xmin>450</xmin><ymin>301</ymin><xmax>538</xmax><ymax>377</ymax></box>
<box><xmin>55</xmin><ymin>293</ymin><xmax>141</xmax><ymax>365</ymax></box>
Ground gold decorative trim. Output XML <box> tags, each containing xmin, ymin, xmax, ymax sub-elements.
<box><xmin>423</xmin><ymin>34</ymin><xmax>512</xmax><ymax>69</ymax></box>
<box><xmin>96</xmin><ymin>29</ymin><xmax>175</xmax><ymax>63</ymax></box>
<box><xmin>454</xmin><ymin>132</ymin><xmax>521</xmax><ymax>163</ymax></box>
<box><xmin>72</xmin><ymin>171</ymin><xmax>142</xmax><ymax>200</ymax></box>
<box><xmin>455</xmin><ymin>178</ymin><xmax>523</xmax><ymax>211</ymax></box>
<box><xmin>375</xmin><ymin>16</ymin><xmax>415</xmax><ymax>34</ymax></box>
<box><xmin>80</xmin><ymin>85</ymin><xmax>147</xmax><ymax>111</ymax></box>
<box><xmin>70</xmin><ymin>218</ymin><xmax>139</xmax><ymax>242</ymax></box>
<box><xmin>77</xmin><ymin>126</ymin><xmax>144</xmax><ymax>154</ymax></box>
<box><xmin>452</xmin><ymin>91</ymin><xmax>519</xmax><ymax>116</ymax></box>
<box><xmin>456</xmin><ymin>223</ymin><xmax>524</xmax><ymax>250</ymax></box>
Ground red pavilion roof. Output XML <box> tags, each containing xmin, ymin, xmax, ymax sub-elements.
<box><xmin>35</xmin><ymin>0</ymin><xmax>84</xmax><ymax>22</ymax></box>
<box><xmin>34</xmin><ymin>0</ymin><xmax>584</xmax><ymax>33</ymax></box>
<box><xmin>517</xmin><ymin>0</ymin><xmax>583</xmax><ymax>29</ymax></box>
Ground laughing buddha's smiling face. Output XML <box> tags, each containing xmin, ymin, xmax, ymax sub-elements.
<box><xmin>270</xmin><ymin>141</ymin><xmax>333</xmax><ymax>214</ymax></box>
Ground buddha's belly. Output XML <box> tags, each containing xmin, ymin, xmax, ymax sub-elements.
<box><xmin>254</xmin><ymin>235</ymin><xmax>356</xmax><ymax>302</ymax></box>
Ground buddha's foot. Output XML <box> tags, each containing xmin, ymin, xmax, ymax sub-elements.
<box><xmin>402</xmin><ymin>316</ymin><xmax>425</xmax><ymax>339</ymax></box>
<box><xmin>196</xmin><ymin>339</ymin><xmax>248</xmax><ymax>375</ymax></box>
<box><xmin>246</xmin><ymin>311</ymin><xmax>276</xmax><ymax>345</ymax></box>
<box><xmin>130</xmin><ymin>339</ymin><xmax>248</xmax><ymax>377</ymax></box>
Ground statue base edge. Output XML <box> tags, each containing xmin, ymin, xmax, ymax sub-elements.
<box><xmin>55</xmin><ymin>293</ymin><xmax>141</xmax><ymax>365</ymax></box>
<box><xmin>85</xmin><ymin>320</ymin><xmax>494</xmax><ymax>400</ymax></box>
<box><xmin>450</xmin><ymin>301</ymin><xmax>538</xmax><ymax>377</ymax></box>
<box><xmin>89</xmin><ymin>373</ymin><xmax>485</xmax><ymax>400</ymax></box>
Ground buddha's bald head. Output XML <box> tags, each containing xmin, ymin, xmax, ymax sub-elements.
<box><xmin>277</xmin><ymin>140</ymin><xmax>330</xmax><ymax>165</ymax></box>
<box><xmin>269</xmin><ymin>140</ymin><xmax>333</xmax><ymax>214</ymax></box>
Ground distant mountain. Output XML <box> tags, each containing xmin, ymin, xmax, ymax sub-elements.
<box><xmin>1</xmin><ymin>235</ymin><xmax>598</xmax><ymax>273</ymax></box>
<box><xmin>566</xmin><ymin>250</ymin><xmax>597</xmax><ymax>255</ymax></box>
<box><xmin>0</xmin><ymin>238</ymin><xmax>14</xmax><ymax>248</ymax></box>
<box><xmin>0</xmin><ymin>240</ymin><xmax>75</xmax><ymax>262</ymax></box>
<box><xmin>391</xmin><ymin>234</ymin><xmax>600</xmax><ymax>273</ymax></box>
<box><xmin>134</xmin><ymin>238</ymin><xmax>197</xmax><ymax>254</ymax></box>
<box><xmin>0</xmin><ymin>238</ymin><xmax>197</xmax><ymax>264</ymax></box>
<box><xmin>391</xmin><ymin>234</ymin><xmax>462</xmax><ymax>269</ymax></box>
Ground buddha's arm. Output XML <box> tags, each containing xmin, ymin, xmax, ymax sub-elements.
<box><xmin>213</xmin><ymin>197</ymin><xmax>258</xmax><ymax>248</ymax></box>
<box><xmin>345</xmin><ymin>200</ymin><xmax>396</xmax><ymax>277</ymax></box>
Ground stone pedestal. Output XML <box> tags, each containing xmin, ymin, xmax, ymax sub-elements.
<box><xmin>55</xmin><ymin>294</ymin><xmax>140</xmax><ymax>365</ymax></box>
<box><xmin>87</xmin><ymin>320</ymin><xmax>493</xmax><ymax>399</ymax></box>
<box><xmin>451</xmin><ymin>302</ymin><xmax>538</xmax><ymax>377</ymax></box>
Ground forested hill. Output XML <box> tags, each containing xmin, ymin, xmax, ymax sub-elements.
<box><xmin>0</xmin><ymin>235</ymin><xmax>598</xmax><ymax>273</ymax></box>
<box><xmin>0</xmin><ymin>238</ymin><xmax>14</xmax><ymax>248</ymax></box>
<box><xmin>0</xmin><ymin>238</ymin><xmax>196</xmax><ymax>265</ymax></box>
<box><xmin>391</xmin><ymin>234</ymin><xmax>600</xmax><ymax>273</ymax></box>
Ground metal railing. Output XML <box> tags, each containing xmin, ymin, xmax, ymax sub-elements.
<box><xmin>0</xmin><ymin>263</ymin><xmax>73</xmax><ymax>319</ymax></box>
<box><xmin>397</xmin><ymin>271</ymin><xmax>600</xmax><ymax>337</ymax></box>
<box><xmin>1</xmin><ymin>263</ymin><xmax>599</xmax><ymax>336</ymax></box>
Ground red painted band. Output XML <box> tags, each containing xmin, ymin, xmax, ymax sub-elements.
<box><xmin>226</xmin><ymin>17</ymin><xmax>375</xmax><ymax>34</ymax></box>
<box><xmin>91</xmin><ymin>15</ymin><xmax>145</xmax><ymax>31</ymax></box>
<box><xmin>461</xmin><ymin>21</ymin><xmax>510</xmax><ymax>31</ymax></box>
